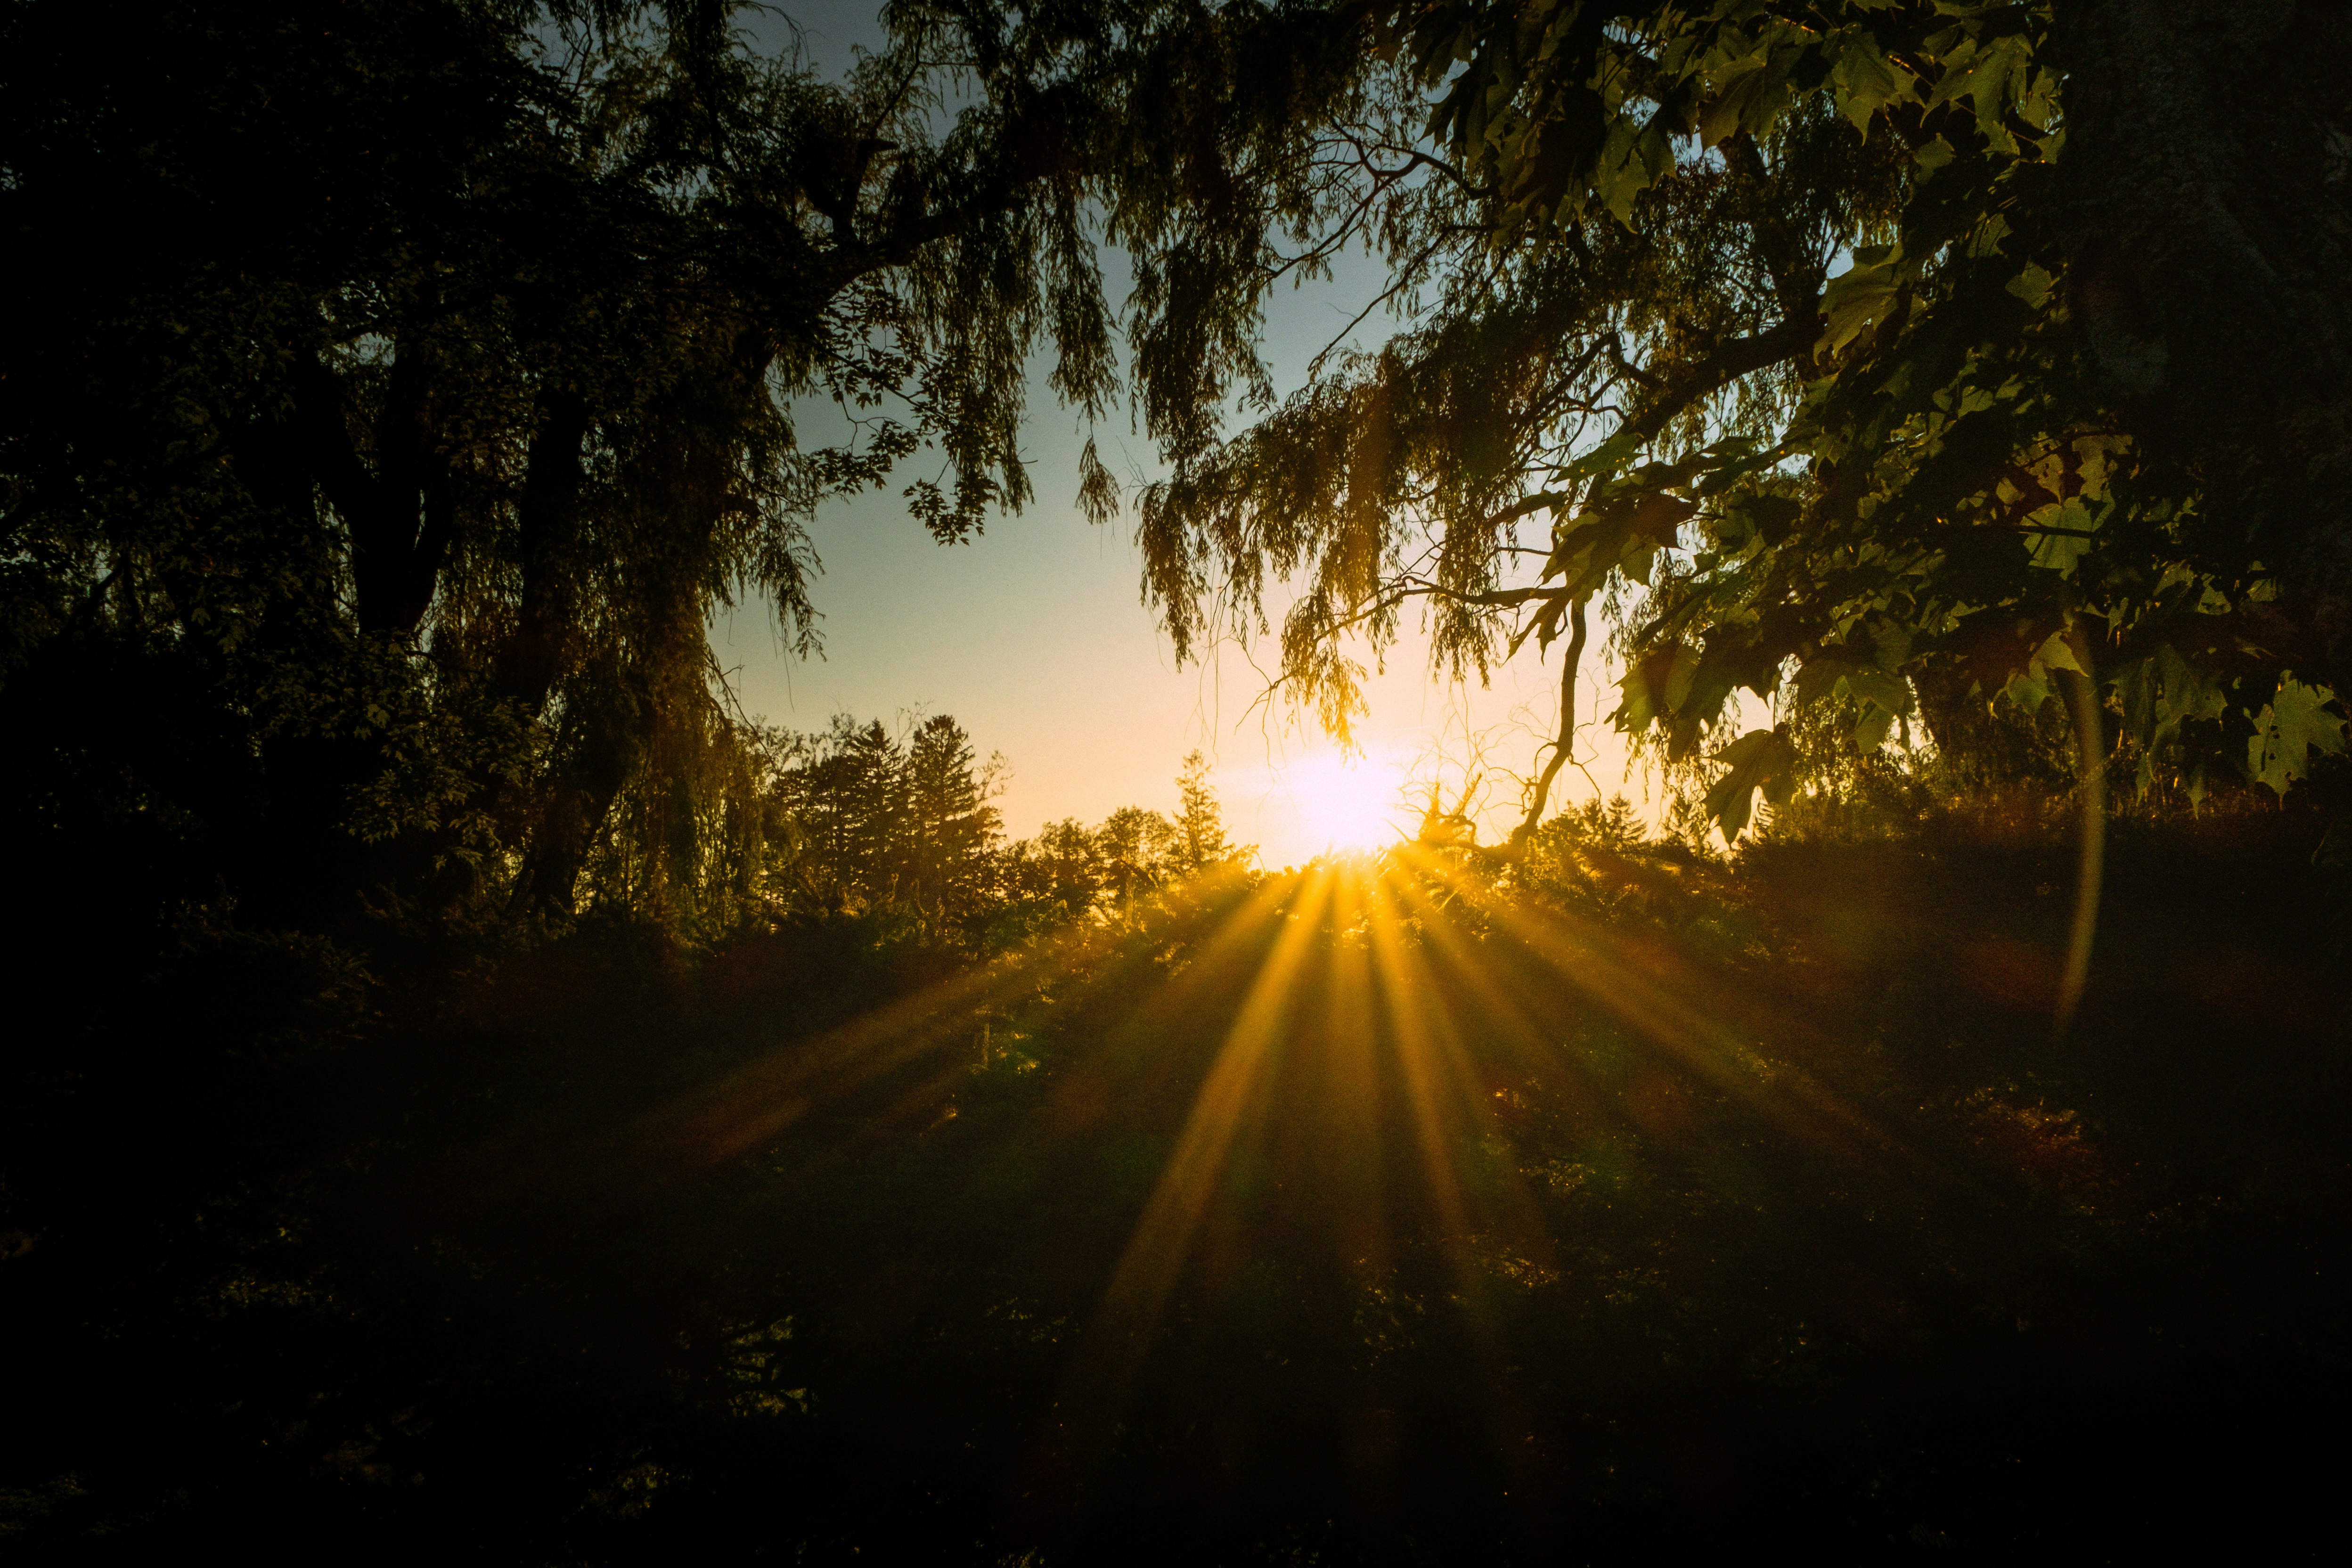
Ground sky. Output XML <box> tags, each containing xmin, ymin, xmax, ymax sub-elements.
<box><xmin>714</xmin><ymin>4</ymin><xmax>1647</xmax><ymax>866</ymax></box>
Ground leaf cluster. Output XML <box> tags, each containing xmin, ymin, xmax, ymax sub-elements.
<box><xmin>1103</xmin><ymin>0</ymin><xmax>2352</xmax><ymax>837</ymax></box>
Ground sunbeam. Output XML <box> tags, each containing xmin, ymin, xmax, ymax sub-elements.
<box><xmin>1388</xmin><ymin>844</ymin><xmax>1932</xmax><ymax>1190</ymax></box>
<box><xmin>1025</xmin><ymin>867</ymin><xmax>1337</xmax><ymax>1508</ymax></box>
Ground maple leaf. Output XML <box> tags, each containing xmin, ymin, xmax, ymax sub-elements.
<box><xmin>2247</xmin><ymin>678</ymin><xmax>2349</xmax><ymax>796</ymax></box>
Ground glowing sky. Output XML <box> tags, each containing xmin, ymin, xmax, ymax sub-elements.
<box><xmin>712</xmin><ymin>4</ymin><xmax>1643</xmax><ymax>866</ymax></box>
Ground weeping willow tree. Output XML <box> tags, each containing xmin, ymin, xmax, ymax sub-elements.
<box><xmin>1092</xmin><ymin>0</ymin><xmax>2352</xmax><ymax>842</ymax></box>
<box><xmin>1</xmin><ymin>0</ymin><xmax>1134</xmax><ymax>936</ymax></box>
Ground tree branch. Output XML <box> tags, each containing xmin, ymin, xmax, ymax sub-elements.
<box><xmin>1510</xmin><ymin>596</ymin><xmax>1589</xmax><ymax>848</ymax></box>
<box><xmin>1615</xmin><ymin>311</ymin><xmax>1819</xmax><ymax>459</ymax></box>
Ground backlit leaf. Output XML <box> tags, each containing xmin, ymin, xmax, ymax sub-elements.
<box><xmin>1704</xmin><ymin>726</ymin><xmax>1797</xmax><ymax>841</ymax></box>
<box><xmin>2248</xmin><ymin>678</ymin><xmax>2348</xmax><ymax>795</ymax></box>
<box><xmin>1819</xmin><ymin>246</ymin><xmax>1904</xmax><ymax>354</ymax></box>
<box><xmin>1828</xmin><ymin>32</ymin><xmax>1909</xmax><ymax>134</ymax></box>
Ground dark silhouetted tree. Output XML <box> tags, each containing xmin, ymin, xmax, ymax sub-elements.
<box><xmin>904</xmin><ymin>715</ymin><xmax>1004</xmax><ymax>918</ymax></box>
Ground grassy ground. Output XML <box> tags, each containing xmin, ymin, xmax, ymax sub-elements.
<box><xmin>4</xmin><ymin>801</ymin><xmax>2347</xmax><ymax>1560</ymax></box>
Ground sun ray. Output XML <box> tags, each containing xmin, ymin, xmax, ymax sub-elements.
<box><xmin>1090</xmin><ymin>867</ymin><xmax>1333</xmax><ymax>1343</ymax></box>
<box><xmin>1354</xmin><ymin>860</ymin><xmax>1564</xmax><ymax>1495</ymax></box>
<box><xmin>1320</xmin><ymin>861</ymin><xmax>1394</xmax><ymax>1274</ymax></box>
<box><xmin>1361</xmin><ymin>879</ymin><xmax>1478</xmax><ymax>1239</ymax></box>
<box><xmin>1393</xmin><ymin>844</ymin><xmax>1924</xmax><ymax>1182</ymax></box>
<box><xmin>1026</xmin><ymin>867</ymin><xmax>1338</xmax><ymax>1507</ymax></box>
<box><xmin>617</xmin><ymin>866</ymin><xmax>1275</xmax><ymax>1184</ymax></box>
<box><xmin>1366</xmin><ymin>869</ymin><xmax>1559</xmax><ymax>1248</ymax></box>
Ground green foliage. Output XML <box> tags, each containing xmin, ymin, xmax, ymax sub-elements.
<box><xmin>1511</xmin><ymin>791</ymin><xmax>1694</xmax><ymax>913</ymax></box>
<box><xmin>989</xmin><ymin>749</ymin><xmax>1253</xmax><ymax>935</ymax></box>
<box><xmin>768</xmin><ymin>712</ymin><xmax>1006</xmax><ymax>929</ymax></box>
<box><xmin>1171</xmin><ymin>747</ymin><xmax>1238</xmax><ymax>873</ymax></box>
<box><xmin>1106</xmin><ymin>0</ymin><xmax>2352</xmax><ymax>837</ymax></box>
<box><xmin>1702</xmin><ymin>724</ymin><xmax>1799</xmax><ymax>840</ymax></box>
<box><xmin>2247</xmin><ymin>677</ymin><xmax>2350</xmax><ymax>797</ymax></box>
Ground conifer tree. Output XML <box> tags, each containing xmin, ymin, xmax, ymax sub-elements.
<box><xmin>1171</xmin><ymin>751</ymin><xmax>1233</xmax><ymax>874</ymax></box>
<box><xmin>904</xmin><ymin>715</ymin><xmax>1004</xmax><ymax>917</ymax></box>
<box><xmin>1094</xmin><ymin>805</ymin><xmax>1178</xmax><ymax>901</ymax></box>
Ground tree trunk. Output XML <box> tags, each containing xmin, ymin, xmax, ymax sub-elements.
<box><xmin>294</xmin><ymin>346</ymin><xmax>456</xmax><ymax>639</ymax></box>
<box><xmin>514</xmin><ymin>667</ymin><xmax>643</xmax><ymax>918</ymax></box>
<box><xmin>496</xmin><ymin>388</ymin><xmax>593</xmax><ymax>711</ymax></box>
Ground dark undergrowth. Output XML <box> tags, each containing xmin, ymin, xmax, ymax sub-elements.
<box><xmin>4</xmin><ymin>799</ymin><xmax>2348</xmax><ymax>1562</ymax></box>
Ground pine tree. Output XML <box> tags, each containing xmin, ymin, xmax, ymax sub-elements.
<box><xmin>1171</xmin><ymin>751</ymin><xmax>1232</xmax><ymax>875</ymax></box>
<box><xmin>1564</xmin><ymin>795</ymin><xmax>1647</xmax><ymax>856</ymax></box>
<box><xmin>1029</xmin><ymin>819</ymin><xmax>1103</xmax><ymax>913</ymax></box>
<box><xmin>904</xmin><ymin>715</ymin><xmax>1002</xmax><ymax>917</ymax></box>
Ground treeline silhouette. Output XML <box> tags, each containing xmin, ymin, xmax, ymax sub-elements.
<box><xmin>761</xmin><ymin>721</ymin><xmax>1241</xmax><ymax>941</ymax></box>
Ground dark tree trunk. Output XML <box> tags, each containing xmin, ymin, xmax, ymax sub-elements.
<box><xmin>229</xmin><ymin>393</ymin><xmax>430</xmax><ymax>925</ymax></box>
<box><xmin>514</xmin><ymin>668</ymin><xmax>644</xmax><ymax>918</ymax></box>
<box><xmin>294</xmin><ymin>346</ymin><xmax>457</xmax><ymax>639</ymax></box>
<box><xmin>496</xmin><ymin>388</ymin><xmax>593</xmax><ymax>711</ymax></box>
<box><xmin>506</xmin><ymin>333</ymin><xmax>768</xmax><ymax>919</ymax></box>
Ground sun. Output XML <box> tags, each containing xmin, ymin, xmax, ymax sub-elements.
<box><xmin>1284</xmin><ymin>753</ymin><xmax>1407</xmax><ymax>853</ymax></box>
